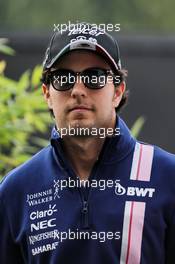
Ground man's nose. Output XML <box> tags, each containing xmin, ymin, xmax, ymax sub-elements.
<box><xmin>70</xmin><ymin>76</ymin><xmax>88</xmax><ymax>98</ymax></box>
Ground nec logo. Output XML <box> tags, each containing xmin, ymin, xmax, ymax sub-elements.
<box><xmin>31</xmin><ymin>218</ymin><xmax>56</xmax><ymax>232</ymax></box>
<box><xmin>115</xmin><ymin>183</ymin><xmax>155</xmax><ymax>198</ymax></box>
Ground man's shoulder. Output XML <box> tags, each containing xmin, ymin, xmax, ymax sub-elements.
<box><xmin>153</xmin><ymin>144</ymin><xmax>175</xmax><ymax>167</ymax></box>
<box><xmin>138</xmin><ymin>141</ymin><xmax>175</xmax><ymax>173</ymax></box>
<box><xmin>0</xmin><ymin>145</ymin><xmax>53</xmax><ymax>197</ymax></box>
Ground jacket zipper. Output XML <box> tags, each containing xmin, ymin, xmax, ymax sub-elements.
<box><xmin>82</xmin><ymin>199</ymin><xmax>89</xmax><ymax>229</ymax></box>
<box><xmin>79</xmin><ymin>161</ymin><xmax>99</xmax><ymax>230</ymax></box>
<box><xmin>54</xmin><ymin>138</ymin><xmax>112</xmax><ymax>230</ymax></box>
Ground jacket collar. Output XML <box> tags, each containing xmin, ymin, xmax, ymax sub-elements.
<box><xmin>50</xmin><ymin>116</ymin><xmax>136</xmax><ymax>165</ymax></box>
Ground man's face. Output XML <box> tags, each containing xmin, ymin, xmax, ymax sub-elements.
<box><xmin>43</xmin><ymin>50</ymin><xmax>125</xmax><ymax>136</ymax></box>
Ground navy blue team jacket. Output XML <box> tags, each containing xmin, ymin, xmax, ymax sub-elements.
<box><xmin>0</xmin><ymin>117</ymin><xmax>175</xmax><ymax>264</ymax></box>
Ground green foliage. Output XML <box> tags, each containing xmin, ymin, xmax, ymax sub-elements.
<box><xmin>0</xmin><ymin>38</ymin><xmax>15</xmax><ymax>55</ymax></box>
<box><xmin>0</xmin><ymin>44</ymin><xmax>51</xmax><ymax>178</ymax></box>
<box><xmin>131</xmin><ymin>116</ymin><xmax>145</xmax><ymax>138</ymax></box>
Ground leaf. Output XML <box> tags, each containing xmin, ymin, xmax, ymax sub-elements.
<box><xmin>0</xmin><ymin>44</ymin><xmax>15</xmax><ymax>55</ymax></box>
<box><xmin>17</xmin><ymin>70</ymin><xmax>30</xmax><ymax>92</ymax></box>
<box><xmin>131</xmin><ymin>116</ymin><xmax>145</xmax><ymax>138</ymax></box>
<box><xmin>0</xmin><ymin>60</ymin><xmax>6</xmax><ymax>74</ymax></box>
<box><xmin>31</xmin><ymin>65</ymin><xmax>42</xmax><ymax>88</ymax></box>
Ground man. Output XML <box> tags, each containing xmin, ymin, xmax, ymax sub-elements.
<box><xmin>0</xmin><ymin>22</ymin><xmax>175</xmax><ymax>264</ymax></box>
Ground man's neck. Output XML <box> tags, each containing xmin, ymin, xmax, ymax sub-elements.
<box><xmin>62</xmin><ymin>136</ymin><xmax>106</xmax><ymax>181</ymax></box>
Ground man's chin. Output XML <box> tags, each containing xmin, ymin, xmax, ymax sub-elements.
<box><xmin>61</xmin><ymin>121</ymin><xmax>96</xmax><ymax>138</ymax></box>
<box><xmin>69</xmin><ymin>119</ymin><xmax>94</xmax><ymax>129</ymax></box>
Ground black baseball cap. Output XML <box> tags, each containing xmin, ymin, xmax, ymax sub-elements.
<box><xmin>43</xmin><ymin>22</ymin><xmax>121</xmax><ymax>71</ymax></box>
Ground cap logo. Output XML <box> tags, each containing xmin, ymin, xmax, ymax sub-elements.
<box><xmin>70</xmin><ymin>37</ymin><xmax>97</xmax><ymax>51</ymax></box>
<box><xmin>70</xmin><ymin>36</ymin><xmax>97</xmax><ymax>44</ymax></box>
<box><xmin>68</xmin><ymin>27</ymin><xmax>103</xmax><ymax>37</ymax></box>
<box><xmin>70</xmin><ymin>36</ymin><xmax>86</xmax><ymax>42</ymax></box>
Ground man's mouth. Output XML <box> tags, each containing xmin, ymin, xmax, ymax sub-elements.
<box><xmin>69</xmin><ymin>105</ymin><xmax>93</xmax><ymax>112</ymax></box>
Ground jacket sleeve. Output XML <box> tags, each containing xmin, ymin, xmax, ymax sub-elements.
<box><xmin>0</xmin><ymin>194</ymin><xmax>24</xmax><ymax>264</ymax></box>
<box><xmin>165</xmin><ymin>209</ymin><xmax>175</xmax><ymax>264</ymax></box>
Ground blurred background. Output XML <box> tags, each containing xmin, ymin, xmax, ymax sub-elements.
<box><xmin>0</xmin><ymin>0</ymin><xmax>175</xmax><ymax>177</ymax></box>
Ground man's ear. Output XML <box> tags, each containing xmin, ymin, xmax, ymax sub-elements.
<box><xmin>42</xmin><ymin>84</ymin><xmax>52</xmax><ymax>108</ymax></box>
<box><xmin>42</xmin><ymin>84</ymin><xmax>50</xmax><ymax>98</ymax></box>
<box><xmin>113</xmin><ymin>81</ymin><xmax>126</xmax><ymax>108</ymax></box>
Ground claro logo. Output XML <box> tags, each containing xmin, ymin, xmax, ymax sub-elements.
<box><xmin>30</xmin><ymin>204</ymin><xmax>57</xmax><ymax>220</ymax></box>
<box><xmin>115</xmin><ymin>183</ymin><xmax>155</xmax><ymax>198</ymax></box>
